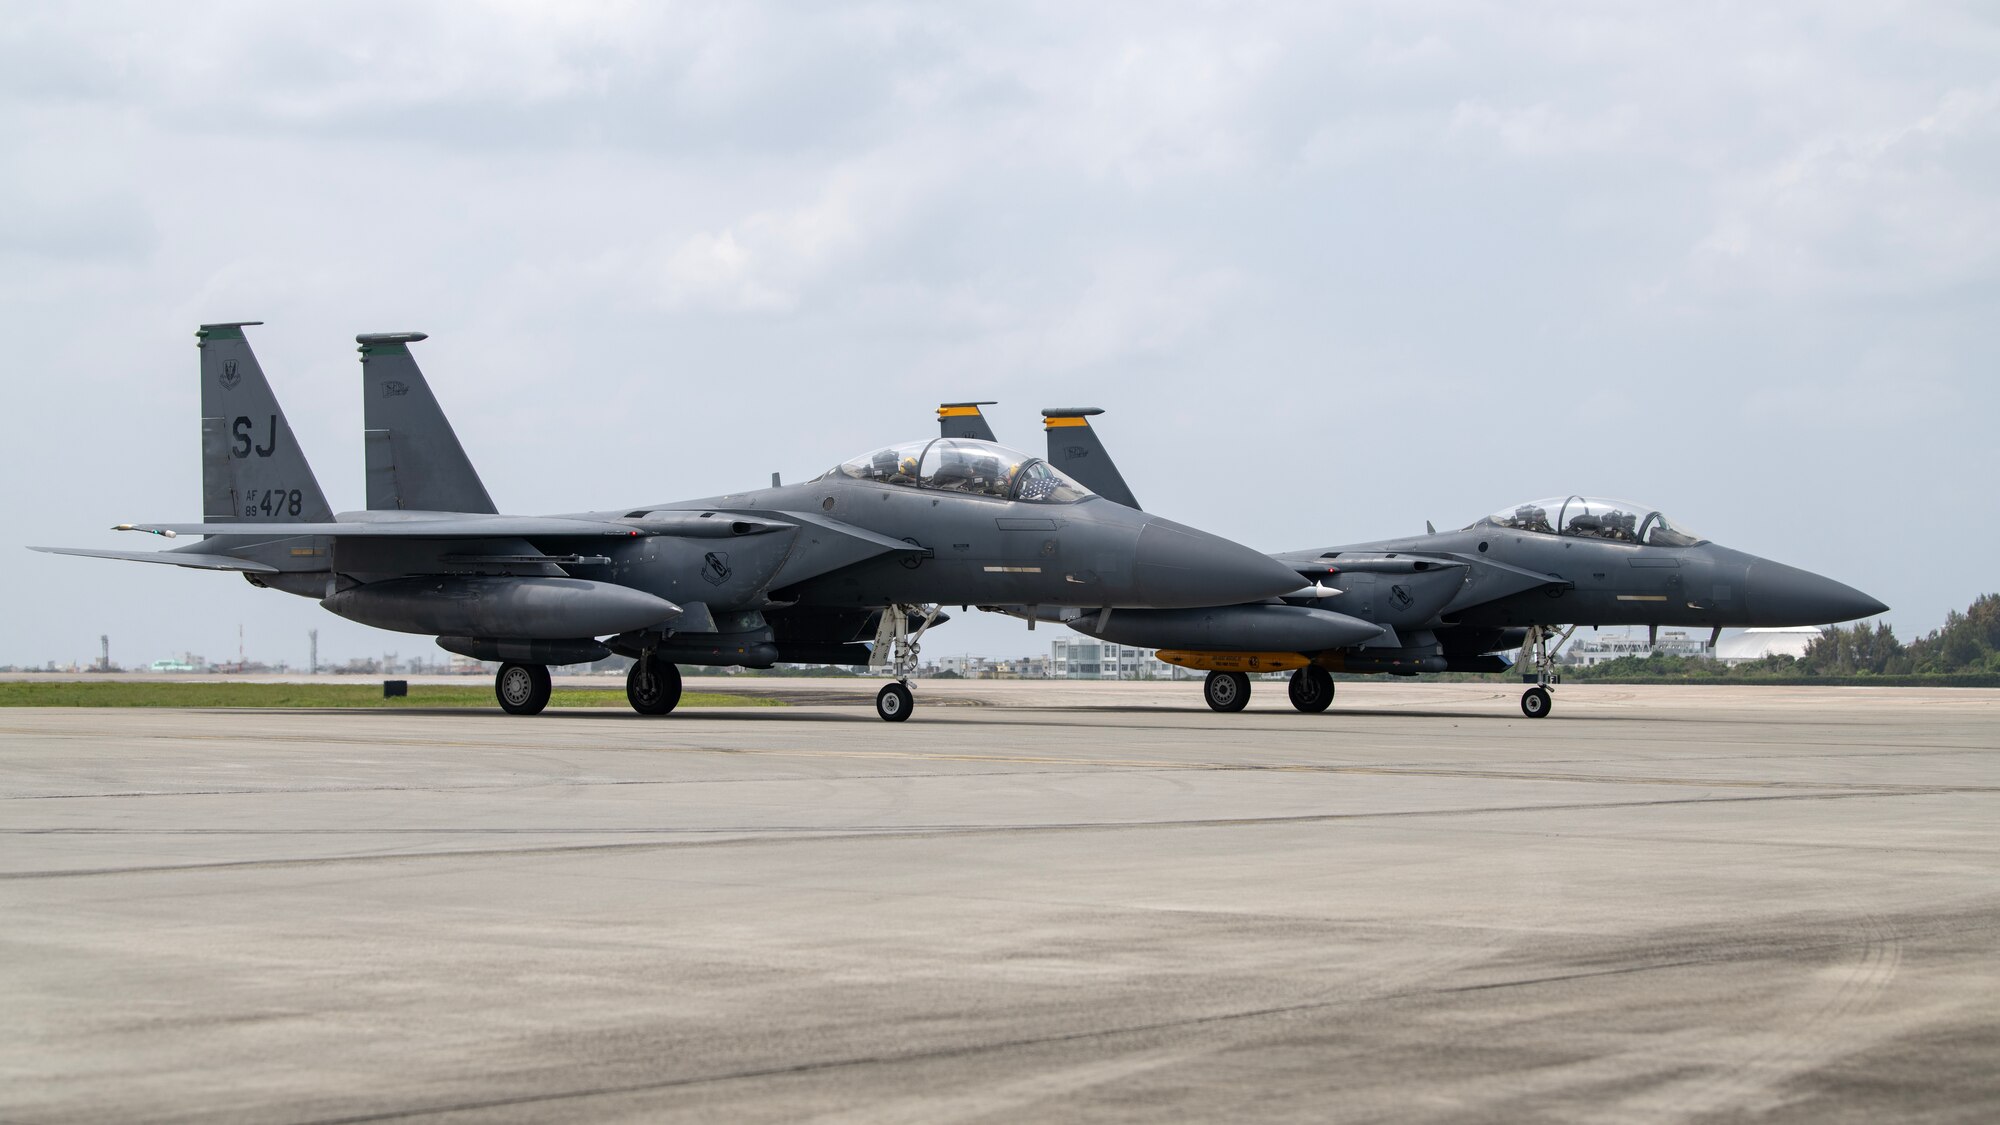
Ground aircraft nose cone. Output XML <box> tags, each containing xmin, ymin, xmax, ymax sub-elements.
<box><xmin>1130</xmin><ymin>519</ymin><xmax>1303</xmax><ymax>608</ymax></box>
<box><xmin>1746</xmin><ymin>559</ymin><xmax>1888</xmax><ymax>626</ymax></box>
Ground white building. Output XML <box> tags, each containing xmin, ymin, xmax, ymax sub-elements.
<box><xmin>1048</xmin><ymin>637</ymin><xmax>1182</xmax><ymax>680</ymax></box>
<box><xmin>1564</xmin><ymin>628</ymin><xmax>1713</xmax><ymax>667</ymax></box>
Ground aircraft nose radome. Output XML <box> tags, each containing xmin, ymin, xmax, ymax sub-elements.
<box><xmin>1130</xmin><ymin>520</ymin><xmax>1303</xmax><ymax>608</ymax></box>
<box><xmin>1747</xmin><ymin>560</ymin><xmax>1889</xmax><ymax>626</ymax></box>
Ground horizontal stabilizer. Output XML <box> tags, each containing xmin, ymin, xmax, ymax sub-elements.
<box><xmin>29</xmin><ymin>545</ymin><xmax>279</xmax><ymax>573</ymax></box>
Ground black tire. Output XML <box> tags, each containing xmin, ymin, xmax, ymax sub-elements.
<box><xmin>1288</xmin><ymin>666</ymin><xmax>1334</xmax><ymax>713</ymax></box>
<box><xmin>876</xmin><ymin>681</ymin><xmax>914</xmax><ymax>722</ymax></box>
<box><xmin>627</xmin><ymin>658</ymin><xmax>682</xmax><ymax>715</ymax></box>
<box><xmin>1521</xmin><ymin>686</ymin><xmax>1552</xmax><ymax>719</ymax></box>
<box><xmin>1203</xmin><ymin>670</ymin><xmax>1251</xmax><ymax>713</ymax></box>
<box><xmin>496</xmin><ymin>662</ymin><xmax>552</xmax><ymax>716</ymax></box>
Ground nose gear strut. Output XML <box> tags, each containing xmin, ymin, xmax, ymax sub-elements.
<box><xmin>1518</xmin><ymin>623</ymin><xmax>1577</xmax><ymax>718</ymax></box>
<box><xmin>869</xmin><ymin>603</ymin><xmax>942</xmax><ymax>722</ymax></box>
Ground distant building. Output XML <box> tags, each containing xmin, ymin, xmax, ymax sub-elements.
<box><xmin>1564</xmin><ymin>629</ymin><xmax>1712</xmax><ymax>667</ymax></box>
<box><xmin>1048</xmin><ymin>637</ymin><xmax>1182</xmax><ymax>680</ymax></box>
<box><xmin>1714</xmin><ymin>627</ymin><xmax>1821</xmax><ymax>665</ymax></box>
<box><xmin>932</xmin><ymin>654</ymin><xmax>1050</xmax><ymax>679</ymax></box>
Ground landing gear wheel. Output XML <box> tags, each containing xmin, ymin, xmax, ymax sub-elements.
<box><xmin>876</xmin><ymin>681</ymin><xmax>914</xmax><ymax>722</ymax></box>
<box><xmin>1521</xmin><ymin>686</ymin><xmax>1552</xmax><ymax>719</ymax></box>
<box><xmin>626</xmin><ymin>658</ymin><xmax>682</xmax><ymax>715</ymax></box>
<box><xmin>496</xmin><ymin>662</ymin><xmax>552</xmax><ymax>716</ymax></box>
<box><xmin>1203</xmin><ymin>670</ymin><xmax>1251</xmax><ymax>713</ymax></box>
<box><xmin>1288</xmin><ymin>666</ymin><xmax>1334</xmax><ymax>713</ymax></box>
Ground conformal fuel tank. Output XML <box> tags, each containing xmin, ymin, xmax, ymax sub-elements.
<box><xmin>1073</xmin><ymin>602</ymin><xmax>1383</xmax><ymax>652</ymax></box>
<box><xmin>324</xmin><ymin>577</ymin><xmax>681</xmax><ymax>639</ymax></box>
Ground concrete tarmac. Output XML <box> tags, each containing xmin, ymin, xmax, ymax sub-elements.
<box><xmin>3</xmin><ymin>681</ymin><xmax>1997</xmax><ymax>1123</ymax></box>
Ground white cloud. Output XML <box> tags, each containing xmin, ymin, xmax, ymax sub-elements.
<box><xmin>1680</xmin><ymin>81</ymin><xmax>2000</xmax><ymax>301</ymax></box>
<box><xmin>3</xmin><ymin>1</ymin><xmax>1996</xmax><ymax>664</ymax></box>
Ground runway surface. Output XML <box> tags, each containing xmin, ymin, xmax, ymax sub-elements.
<box><xmin>4</xmin><ymin>681</ymin><xmax>1997</xmax><ymax>1123</ymax></box>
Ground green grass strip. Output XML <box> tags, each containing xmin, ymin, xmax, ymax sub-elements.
<box><xmin>0</xmin><ymin>682</ymin><xmax>782</xmax><ymax>709</ymax></box>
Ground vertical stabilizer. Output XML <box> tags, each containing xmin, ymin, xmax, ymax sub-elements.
<box><xmin>196</xmin><ymin>323</ymin><xmax>334</xmax><ymax>524</ymax></box>
<box><xmin>937</xmin><ymin>402</ymin><xmax>999</xmax><ymax>442</ymax></box>
<box><xmin>1042</xmin><ymin>408</ymin><xmax>1142</xmax><ymax>510</ymax></box>
<box><xmin>357</xmin><ymin>333</ymin><xmax>496</xmax><ymax>513</ymax></box>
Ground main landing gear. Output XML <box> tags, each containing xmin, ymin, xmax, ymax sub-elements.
<box><xmin>1518</xmin><ymin>624</ymin><xmax>1577</xmax><ymax>719</ymax></box>
<box><xmin>495</xmin><ymin>662</ymin><xmax>553</xmax><ymax>716</ymax></box>
<box><xmin>870</xmin><ymin>604</ymin><xmax>941</xmax><ymax>722</ymax></box>
<box><xmin>1288</xmin><ymin>666</ymin><xmax>1335</xmax><ymax>713</ymax></box>
<box><xmin>627</xmin><ymin>655</ymin><xmax>682</xmax><ymax>715</ymax></box>
<box><xmin>494</xmin><ymin>657</ymin><xmax>684</xmax><ymax>717</ymax></box>
<box><xmin>1203</xmin><ymin>670</ymin><xmax>1251</xmax><ymax>713</ymax></box>
<box><xmin>1202</xmin><ymin>666</ymin><xmax>1336</xmax><ymax>714</ymax></box>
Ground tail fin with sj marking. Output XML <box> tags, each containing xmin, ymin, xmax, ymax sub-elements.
<box><xmin>358</xmin><ymin>333</ymin><xmax>497</xmax><ymax>514</ymax></box>
<box><xmin>197</xmin><ymin>322</ymin><xmax>335</xmax><ymax>525</ymax></box>
<box><xmin>1041</xmin><ymin>408</ymin><xmax>1141</xmax><ymax>511</ymax></box>
<box><xmin>937</xmin><ymin>402</ymin><xmax>999</xmax><ymax>442</ymax></box>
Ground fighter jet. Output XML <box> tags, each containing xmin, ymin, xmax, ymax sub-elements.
<box><xmin>30</xmin><ymin>326</ymin><xmax>1304</xmax><ymax>721</ymax></box>
<box><xmin>949</xmin><ymin>404</ymin><xmax>1887</xmax><ymax>719</ymax></box>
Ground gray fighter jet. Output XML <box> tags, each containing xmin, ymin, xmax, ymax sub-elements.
<box><xmin>31</xmin><ymin>326</ymin><xmax>1304</xmax><ymax>721</ymax></box>
<box><xmin>948</xmin><ymin>404</ymin><xmax>1886</xmax><ymax>719</ymax></box>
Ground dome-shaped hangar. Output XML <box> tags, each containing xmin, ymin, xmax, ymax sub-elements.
<box><xmin>1715</xmin><ymin>627</ymin><xmax>1822</xmax><ymax>664</ymax></box>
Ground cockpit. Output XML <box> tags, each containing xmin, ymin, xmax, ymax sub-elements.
<box><xmin>829</xmin><ymin>438</ymin><xmax>1094</xmax><ymax>503</ymax></box>
<box><xmin>1471</xmin><ymin>496</ymin><xmax>1705</xmax><ymax>547</ymax></box>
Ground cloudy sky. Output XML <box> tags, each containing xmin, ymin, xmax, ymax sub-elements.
<box><xmin>4</xmin><ymin>1</ymin><xmax>1995</xmax><ymax>669</ymax></box>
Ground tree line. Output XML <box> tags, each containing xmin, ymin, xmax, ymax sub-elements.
<box><xmin>1564</xmin><ymin>593</ymin><xmax>2000</xmax><ymax>681</ymax></box>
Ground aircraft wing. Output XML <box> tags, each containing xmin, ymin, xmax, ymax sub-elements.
<box><xmin>28</xmin><ymin>545</ymin><xmax>280</xmax><ymax>573</ymax></box>
<box><xmin>1438</xmin><ymin>551</ymin><xmax>1573</xmax><ymax>611</ymax></box>
<box><xmin>707</xmin><ymin>508</ymin><xmax>931</xmax><ymax>591</ymax></box>
<box><xmin>111</xmin><ymin>517</ymin><xmax>650</xmax><ymax>540</ymax></box>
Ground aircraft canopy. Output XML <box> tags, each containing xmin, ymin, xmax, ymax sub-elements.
<box><xmin>1472</xmin><ymin>496</ymin><xmax>1704</xmax><ymax>547</ymax></box>
<box><xmin>831</xmin><ymin>438</ymin><xmax>1092</xmax><ymax>503</ymax></box>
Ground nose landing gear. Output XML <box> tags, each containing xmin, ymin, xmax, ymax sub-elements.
<box><xmin>1518</xmin><ymin>624</ymin><xmax>1577</xmax><ymax>718</ymax></box>
<box><xmin>869</xmin><ymin>604</ymin><xmax>941</xmax><ymax>722</ymax></box>
<box><xmin>875</xmin><ymin>681</ymin><xmax>913</xmax><ymax>721</ymax></box>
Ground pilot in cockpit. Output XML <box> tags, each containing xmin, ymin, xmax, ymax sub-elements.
<box><xmin>1512</xmin><ymin>504</ymin><xmax>1553</xmax><ymax>534</ymax></box>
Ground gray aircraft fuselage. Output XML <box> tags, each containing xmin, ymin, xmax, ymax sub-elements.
<box><xmin>1009</xmin><ymin>407</ymin><xmax>1888</xmax><ymax>714</ymax></box>
<box><xmin>1287</xmin><ymin>526</ymin><xmax>1882</xmax><ymax>634</ymax></box>
<box><xmin>35</xmin><ymin>327</ymin><xmax>1305</xmax><ymax>721</ymax></box>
